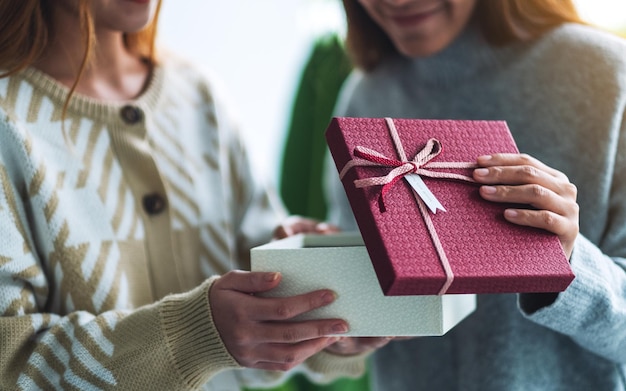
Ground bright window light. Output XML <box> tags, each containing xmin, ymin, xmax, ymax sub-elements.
<box><xmin>574</xmin><ymin>0</ymin><xmax>626</xmax><ymax>31</ymax></box>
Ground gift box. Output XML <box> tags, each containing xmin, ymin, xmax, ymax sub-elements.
<box><xmin>250</xmin><ymin>233</ymin><xmax>476</xmax><ymax>336</ymax></box>
<box><xmin>325</xmin><ymin>117</ymin><xmax>575</xmax><ymax>295</ymax></box>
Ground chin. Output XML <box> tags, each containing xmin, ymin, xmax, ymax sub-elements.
<box><xmin>392</xmin><ymin>25</ymin><xmax>466</xmax><ymax>58</ymax></box>
<box><xmin>398</xmin><ymin>41</ymin><xmax>450</xmax><ymax>58</ymax></box>
<box><xmin>124</xmin><ymin>25</ymin><xmax>152</xmax><ymax>33</ymax></box>
<box><xmin>118</xmin><ymin>18</ymin><xmax>153</xmax><ymax>33</ymax></box>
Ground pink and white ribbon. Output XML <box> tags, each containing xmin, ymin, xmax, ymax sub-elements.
<box><xmin>339</xmin><ymin>117</ymin><xmax>477</xmax><ymax>295</ymax></box>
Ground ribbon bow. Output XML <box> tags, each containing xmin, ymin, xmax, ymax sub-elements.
<box><xmin>341</xmin><ymin>138</ymin><xmax>444</xmax><ymax>212</ymax></box>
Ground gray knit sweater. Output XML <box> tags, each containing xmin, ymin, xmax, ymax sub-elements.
<box><xmin>326</xmin><ymin>23</ymin><xmax>626</xmax><ymax>390</ymax></box>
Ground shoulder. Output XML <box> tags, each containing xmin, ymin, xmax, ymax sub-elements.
<box><xmin>532</xmin><ymin>23</ymin><xmax>626</xmax><ymax>80</ymax></box>
<box><xmin>157</xmin><ymin>50</ymin><xmax>223</xmax><ymax>99</ymax></box>
<box><xmin>544</xmin><ymin>23</ymin><xmax>626</xmax><ymax>55</ymax></box>
<box><xmin>155</xmin><ymin>48</ymin><xmax>246</xmax><ymax>142</ymax></box>
<box><xmin>156</xmin><ymin>49</ymin><xmax>240</xmax><ymax>121</ymax></box>
<box><xmin>504</xmin><ymin>23</ymin><xmax>626</xmax><ymax>102</ymax></box>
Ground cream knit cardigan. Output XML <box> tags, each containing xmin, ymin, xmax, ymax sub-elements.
<box><xmin>0</xmin><ymin>57</ymin><xmax>365</xmax><ymax>390</ymax></box>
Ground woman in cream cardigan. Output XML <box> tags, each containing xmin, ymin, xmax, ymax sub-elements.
<box><xmin>0</xmin><ymin>1</ymin><xmax>387</xmax><ymax>389</ymax></box>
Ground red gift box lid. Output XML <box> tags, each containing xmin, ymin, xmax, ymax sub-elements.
<box><xmin>325</xmin><ymin>117</ymin><xmax>575</xmax><ymax>296</ymax></box>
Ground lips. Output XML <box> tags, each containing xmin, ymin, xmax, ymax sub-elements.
<box><xmin>390</xmin><ymin>4</ymin><xmax>445</xmax><ymax>27</ymax></box>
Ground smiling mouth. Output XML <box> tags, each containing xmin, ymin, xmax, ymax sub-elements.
<box><xmin>390</xmin><ymin>4</ymin><xmax>446</xmax><ymax>27</ymax></box>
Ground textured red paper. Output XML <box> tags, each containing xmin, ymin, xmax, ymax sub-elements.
<box><xmin>325</xmin><ymin>117</ymin><xmax>575</xmax><ymax>295</ymax></box>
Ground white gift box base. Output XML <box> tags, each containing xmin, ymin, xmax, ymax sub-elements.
<box><xmin>250</xmin><ymin>233</ymin><xmax>476</xmax><ymax>337</ymax></box>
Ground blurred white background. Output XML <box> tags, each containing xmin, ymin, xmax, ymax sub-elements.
<box><xmin>159</xmin><ymin>0</ymin><xmax>344</xmax><ymax>185</ymax></box>
<box><xmin>159</xmin><ymin>0</ymin><xmax>626</xmax><ymax>185</ymax></box>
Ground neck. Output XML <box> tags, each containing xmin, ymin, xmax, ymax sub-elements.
<box><xmin>33</xmin><ymin>5</ymin><xmax>150</xmax><ymax>101</ymax></box>
<box><xmin>397</xmin><ymin>20</ymin><xmax>506</xmax><ymax>88</ymax></box>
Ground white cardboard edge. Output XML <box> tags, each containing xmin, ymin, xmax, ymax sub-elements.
<box><xmin>251</xmin><ymin>233</ymin><xmax>476</xmax><ymax>337</ymax></box>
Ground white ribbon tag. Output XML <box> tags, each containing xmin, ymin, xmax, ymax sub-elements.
<box><xmin>404</xmin><ymin>174</ymin><xmax>446</xmax><ymax>214</ymax></box>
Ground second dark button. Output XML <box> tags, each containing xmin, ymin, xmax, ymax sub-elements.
<box><xmin>120</xmin><ymin>105</ymin><xmax>143</xmax><ymax>125</ymax></box>
<box><xmin>142</xmin><ymin>193</ymin><xmax>167</xmax><ymax>215</ymax></box>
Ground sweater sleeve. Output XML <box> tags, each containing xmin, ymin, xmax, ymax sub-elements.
<box><xmin>0</xmin><ymin>121</ymin><xmax>240</xmax><ymax>390</ymax></box>
<box><xmin>303</xmin><ymin>350</ymin><xmax>369</xmax><ymax>382</ymax></box>
<box><xmin>519</xmin><ymin>110</ymin><xmax>626</xmax><ymax>364</ymax></box>
<box><xmin>0</xmin><ymin>213</ymin><xmax>241</xmax><ymax>391</ymax></box>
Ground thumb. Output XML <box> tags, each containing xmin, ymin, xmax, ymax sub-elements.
<box><xmin>216</xmin><ymin>270</ymin><xmax>282</xmax><ymax>294</ymax></box>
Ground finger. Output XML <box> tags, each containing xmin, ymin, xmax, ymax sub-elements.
<box><xmin>215</xmin><ymin>270</ymin><xmax>282</xmax><ymax>294</ymax></box>
<box><xmin>503</xmin><ymin>208</ymin><xmax>576</xmax><ymax>238</ymax></box>
<box><xmin>254</xmin><ymin>319</ymin><xmax>349</xmax><ymax>343</ymax></box>
<box><xmin>474</xmin><ymin>163</ymin><xmax>552</xmax><ymax>186</ymax></box>
<box><xmin>479</xmin><ymin>184</ymin><xmax>574</xmax><ymax>216</ymax></box>
<box><xmin>314</xmin><ymin>222</ymin><xmax>341</xmax><ymax>234</ymax></box>
<box><xmin>274</xmin><ymin>218</ymin><xmax>341</xmax><ymax>239</ymax></box>
<box><xmin>477</xmin><ymin>153</ymin><xmax>566</xmax><ymax>179</ymax></box>
<box><xmin>473</xmin><ymin>164</ymin><xmax>574</xmax><ymax>198</ymax></box>
<box><xmin>274</xmin><ymin>216</ymin><xmax>320</xmax><ymax>239</ymax></box>
<box><xmin>250</xmin><ymin>337</ymin><xmax>340</xmax><ymax>371</ymax></box>
<box><xmin>292</xmin><ymin>219</ymin><xmax>322</xmax><ymax>234</ymax></box>
<box><xmin>273</xmin><ymin>221</ymin><xmax>302</xmax><ymax>239</ymax></box>
<box><xmin>272</xmin><ymin>224</ymin><xmax>291</xmax><ymax>239</ymax></box>
<box><xmin>474</xmin><ymin>165</ymin><xmax>556</xmax><ymax>187</ymax></box>
<box><xmin>286</xmin><ymin>218</ymin><xmax>324</xmax><ymax>235</ymax></box>
<box><xmin>250</xmin><ymin>290</ymin><xmax>337</xmax><ymax>321</ymax></box>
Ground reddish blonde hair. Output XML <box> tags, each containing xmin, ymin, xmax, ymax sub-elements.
<box><xmin>0</xmin><ymin>0</ymin><xmax>162</xmax><ymax>98</ymax></box>
<box><xmin>343</xmin><ymin>0</ymin><xmax>584</xmax><ymax>71</ymax></box>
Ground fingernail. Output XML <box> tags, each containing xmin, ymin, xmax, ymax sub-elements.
<box><xmin>315</xmin><ymin>222</ymin><xmax>329</xmax><ymax>231</ymax></box>
<box><xmin>482</xmin><ymin>186</ymin><xmax>497</xmax><ymax>194</ymax></box>
<box><xmin>474</xmin><ymin>168</ymin><xmax>489</xmax><ymax>176</ymax></box>
<box><xmin>332</xmin><ymin>323</ymin><xmax>349</xmax><ymax>333</ymax></box>
<box><xmin>321</xmin><ymin>291</ymin><xmax>337</xmax><ymax>304</ymax></box>
<box><xmin>265</xmin><ymin>272</ymin><xmax>279</xmax><ymax>282</ymax></box>
<box><xmin>478</xmin><ymin>155</ymin><xmax>492</xmax><ymax>161</ymax></box>
<box><xmin>504</xmin><ymin>209</ymin><xmax>518</xmax><ymax>218</ymax></box>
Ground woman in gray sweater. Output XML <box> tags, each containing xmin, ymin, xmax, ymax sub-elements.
<box><xmin>326</xmin><ymin>0</ymin><xmax>626</xmax><ymax>389</ymax></box>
